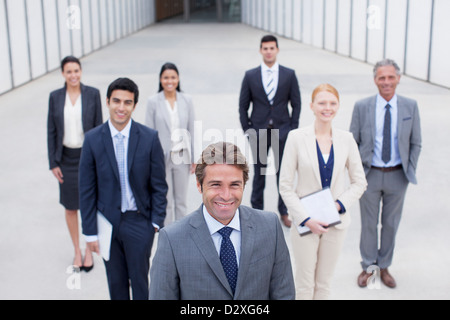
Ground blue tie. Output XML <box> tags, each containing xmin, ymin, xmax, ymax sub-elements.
<box><xmin>115</xmin><ymin>133</ymin><xmax>127</xmax><ymax>212</ymax></box>
<box><xmin>382</xmin><ymin>104</ymin><xmax>392</xmax><ymax>164</ymax></box>
<box><xmin>218</xmin><ymin>227</ymin><xmax>238</xmax><ymax>295</ymax></box>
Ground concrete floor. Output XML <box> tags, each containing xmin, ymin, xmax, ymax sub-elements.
<box><xmin>0</xmin><ymin>23</ymin><xmax>449</xmax><ymax>300</ymax></box>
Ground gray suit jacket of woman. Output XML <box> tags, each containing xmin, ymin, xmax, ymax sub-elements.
<box><xmin>145</xmin><ymin>91</ymin><xmax>196</xmax><ymax>164</ymax></box>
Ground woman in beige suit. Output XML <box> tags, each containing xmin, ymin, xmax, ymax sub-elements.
<box><xmin>280</xmin><ymin>84</ymin><xmax>367</xmax><ymax>300</ymax></box>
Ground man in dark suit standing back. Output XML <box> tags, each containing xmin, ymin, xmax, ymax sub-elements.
<box><xmin>79</xmin><ymin>78</ymin><xmax>167</xmax><ymax>300</ymax></box>
<box><xmin>239</xmin><ymin>35</ymin><xmax>301</xmax><ymax>227</ymax></box>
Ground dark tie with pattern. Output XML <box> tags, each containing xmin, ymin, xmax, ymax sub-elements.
<box><xmin>218</xmin><ymin>227</ymin><xmax>238</xmax><ymax>295</ymax></box>
<box><xmin>382</xmin><ymin>104</ymin><xmax>392</xmax><ymax>164</ymax></box>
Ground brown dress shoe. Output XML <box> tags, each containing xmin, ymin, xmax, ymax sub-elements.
<box><xmin>380</xmin><ymin>268</ymin><xmax>397</xmax><ymax>288</ymax></box>
<box><xmin>357</xmin><ymin>271</ymin><xmax>372</xmax><ymax>288</ymax></box>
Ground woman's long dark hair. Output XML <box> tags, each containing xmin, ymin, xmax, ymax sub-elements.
<box><xmin>158</xmin><ymin>62</ymin><xmax>181</xmax><ymax>93</ymax></box>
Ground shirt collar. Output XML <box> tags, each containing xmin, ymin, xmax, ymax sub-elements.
<box><xmin>261</xmin><ymin>62</ymin><xmax>279</xmax><ymax>73</ymax></box>
<box><xmin>202</xmin><ymin>205</ymin><xmax>241</xmax><ymax>236</ymax></box>
<box><xmin>376</xmin><ymin>93</ymin><xmax>398</xmax><ymax>110</ymax></box>
<box><xmin>108</xmin><ymin>119</ymin><xmax>133</xmax><ymax>139</ymax></box>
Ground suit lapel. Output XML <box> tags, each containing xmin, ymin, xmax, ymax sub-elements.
<box><xmin>234</xmin><ymin>206</ymin><xmax>255</xmax><ymax>299</ymax></box>
<box><xmin>127</xmin><ymin>121</ymin><xmax>139</xmax><ymax>172</ymax></box>
<box><xmin>189</xmin><ymin>207</ymin><xmax>233</xmax><ymax>296</ymax></box>
<box><xmin>368</xmin><ymin>95</ymin><xmax>377</xmax><ymax>147</ymax></box>
<box><xmin>304</xmin><ymin>125</ymin><xmax>322</xmax><ymax>186</ymax></box>
<box><xmin>330</xmin><ymin>128</ymin><xmax>343</xmax><ymax>191</ymax></box>
<box><xmin>158</xmin><ymin>92</ymin><xmax>172</xmax><ymax>133</ymax></box>
<box><xmin>102</xmin><ymin>123</ymin><xmax>120</xmax><ymax>182</ymax></box>
<box><xmin>80</xmin><ymin>84</ymin><xmax>88</xmax><ymax>132</ymax></box>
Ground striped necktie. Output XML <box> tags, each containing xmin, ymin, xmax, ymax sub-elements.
<box><xmin>266</xmin><ymin>70</ymin><xmax>275</xmax><ymax>105</ymax></box>
<box><xmin>115</xmin><ymin>133</ymin><xmax>128</xmax><ymax>212</ymax></box>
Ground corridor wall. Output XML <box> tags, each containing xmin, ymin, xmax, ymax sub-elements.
<box><xmin>0</xmin><ymin>0</ymin><xmax>156</xmax><ymax>95</ymax></box>
<box><xmin>242</xmin><ymin>0</ymin><xmax>450</xmax><ymax>89</ymax></box>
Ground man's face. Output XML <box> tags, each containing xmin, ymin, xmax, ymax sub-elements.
<box><xmin>260</xmin><ymin>41</ymin><xmax>279</xmax><ymax>67</ymax></box>
<box><xmin>107</xmin><ymin>89</ymin><xmax>136</xmax><ymax>131</ymax></box>
<box><xmin>197</xmin><ymin>164</ymin><xmax>244</xmax><ymax>225</ymax></box>
<box><xmin>374</xmin><ymin>65</ymin><xmax>401</xmax><ymax>101</ymax></box>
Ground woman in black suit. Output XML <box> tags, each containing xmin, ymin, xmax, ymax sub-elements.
<box><xmin>47</xmin><ymin>56</ymin><xmax>103</xmax><ymax>271</ymax></box>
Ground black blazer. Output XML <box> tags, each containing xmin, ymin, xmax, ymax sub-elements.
<box><xmin>47</xmin><ymin>83</ymin><xmax>103</xmax><ymax>169</ymax></box>
<box><xmin>239</xmin><ymin>65</ymin><xmax>301</xmax><ymax>141</ymax></box>
<box><xmin>79</xmin><ymin>121</ymin><xmax>168</xmax><ymax>235</ymax></box>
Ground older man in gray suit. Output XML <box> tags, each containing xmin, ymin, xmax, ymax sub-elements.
<box><xmin>350</xmin><ymin>59</ymin><xmax>422</xmax><ymax>289</ymax></box>
<box><xmin>149</xmin><ymin>142</ymin><xmax>295</xmax><ymax>300</ymax></box>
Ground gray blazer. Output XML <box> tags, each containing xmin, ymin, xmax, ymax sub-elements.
<box><xmin>350</xmin><ymin>95</ymin><xmax>422</xmax><ymax>184</ymax></box>
<box><xmin>149</xmin><ymin>205</ymin><xmax>295</xmax><ymax>300</ymax></box>
<box><xmin>145</xmin><ymin>91</ymin><xmax>195</xmax><ymax>163</ymax></box>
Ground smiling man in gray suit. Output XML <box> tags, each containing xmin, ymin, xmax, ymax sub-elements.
<box><xmin>350</xmin><ymin>59</ymin><xmax>422</xmax><ymax>289</ymax></box>
<box><xmin>149</xmin><ymin>142</ymin><xmax>295</xmax><ymax>300</ymax></box>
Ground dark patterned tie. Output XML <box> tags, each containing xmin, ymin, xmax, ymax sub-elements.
<box><xmin>218</xmin><ymin>227</ymin><xmax>238</xmax><ymax>295</ymax></box>
<box><xmin>382</xmin><ymin>104</ymin><xmax>392</xmax><ymax>164</ymax></box>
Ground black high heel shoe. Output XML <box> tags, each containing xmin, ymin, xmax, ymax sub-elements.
<box><xmin>81</xmin><ymin>255</ymin><xmax>94</xmax><ymax>272</ymax></box>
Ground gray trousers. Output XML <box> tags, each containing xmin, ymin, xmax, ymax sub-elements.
<box><xmin>360</xmin><ymin>168</ymin><xmax>409</xmax><ymax>270</ymax></box>
<box><xmin>164</xmin><ymin>151</ymin><xmax>191</xmax><ymax>226</ymax></box>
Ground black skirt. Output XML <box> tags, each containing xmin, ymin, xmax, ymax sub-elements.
<box><xmin>59</xmin><ymin>147</ymin><xmax>82</xmax><ymax>211</ymax></box>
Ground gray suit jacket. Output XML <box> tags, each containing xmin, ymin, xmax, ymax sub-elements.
<box><xmin>145</xmin><ymin>91</ymin><xmax>195</xmax><ymax>163</ymax></box>
<box><xmin>149</xmin><ymin>205</ymin><xmax>295</xmax><ymax>300</ymax></box>
<box><xmin>350</xmin><ymin>95</ymin><xmax>422</xmax><ymax>184</ymax></box>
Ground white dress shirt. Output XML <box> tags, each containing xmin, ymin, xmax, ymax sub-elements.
<box><xmin>63</xmin><ymin>93</ymin><xmax>84</xmax><ymax>148</ymax></box>
<box><xmin>202</xmin><ymin>205</ymin><xmax>241</xmax><ymax>267</ymax></box>
<box><xmin>108</xmin><ymin>119</ymin><xmax>138</xmax><ymax>212</ymax></box>
<box><xmin>261</xmin><ymin>62</ymin><xmax>279</xmax><ymax>99</ymax></box>
<box><xmin>372</xmin><ymin>94</ymin><xmax>402</xmax><ymax>167</ymax></box>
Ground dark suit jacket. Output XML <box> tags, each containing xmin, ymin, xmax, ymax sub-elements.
<box><xmin>149</xmin><ymin>205</ymin><xmax>295</xmax><ymax>300</ymax></box>
<box><xmin>47</xmin><ymin>84</ymin><xmax>103</xmax><ymax>169</ymax></box>
<box><xmin>239</xmin><ymin>65</ymin><xmax>301</xmax><ymax>141</ymax></box>
<box><xmin>79</xmin><ymin>120</ymin><xmax>168</xmax><ymax>236</ymax></box>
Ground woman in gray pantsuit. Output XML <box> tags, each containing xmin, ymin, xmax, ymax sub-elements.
<box><xmin>146</xmin><ymin>63</ymin><xmax>196</xmax><ymax>225</ymax></box>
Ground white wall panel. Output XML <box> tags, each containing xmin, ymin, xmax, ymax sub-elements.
<box><xmin>57</xmin><ymin>0</ymin><xmax>73</xmax><ymax>59</ymax></box>
<box><xmin>7</xmin><ymin>0</ymin><xmax>31</xmax><ymax>86</ymax></box>
<box><xmin>336</xmin><ymin>0</ymin><xmax>351</xmax><ymax>56</ymax></box>
<box><xmin>324</xmin><ymin>0</ymin><xmax>337</xmax><ymax>52</ymax></box>
<box><xmin>385</xmin><ymin>0</ymin><xmax>407</xmax><ymax>70</ymax></box>
<box><xmin>0</xmin><ymin>1</ymin><xmax>12</xmax><ymax>94</ymax></box>
<box><xmin>26</xmin><ymin>0</ymin><xmax>47</xmax><ymax>78</ymax></box>
<box><xmin>284</xmin><ymin>0</ymin><xmax>293</xmax><ymax>39</ymax></box>
<box><xmin>366</xmin><ymin>0</ymin><xmax>385</xmax><ymax>64</ymax></box>
<box><xmin>42</xmin><ymin>0</ymin><xmax>60</xmax><ymax>71</ymax></box>
<box><xmin>276</xmin><ymin>0</ymin><xmax>283</xmax><ymax>36</ymax></box>
<box><xmin>429</xmin><ymin>0</ymin><xmax>450</xmax><ymax>87</ymax></box>
<box><xmin>311</xmin><ymin>0</ymin><xmax>324</xmax><ymax>48</ymax></box>
<box><xmin>292</xmin><ymin>0</ymin><xmax>302</xmax><ymax>41</ymax></box>
<box><xmin>302</xmin><ymin>0</ymin><xmax>312</xmax><ymax>45</ymax></box>
<box><xmin>350</xmin><ymin>0</ymin><xmax>367</xmax><ymax>61</ymax></box>
<box><xmin>405</xmin><ymin>0</ymin><xmax>432</xmax><ymax>80</ymax></box>
<box><xmin>81</xmin><ymin>0</ymin><xmax>93</xmax><ymax>54</ymax></box>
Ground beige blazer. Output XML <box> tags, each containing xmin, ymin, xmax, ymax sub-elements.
<box><xmin>279</xmin><ymin>125</ymin><xmax>367</xmax><ymax>229</ymax></box>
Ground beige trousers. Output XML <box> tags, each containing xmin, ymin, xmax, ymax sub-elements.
<box><xmin>290</xmin><ymin>225</ymin><xmax>347</xmax><ymax>300</ymax></box>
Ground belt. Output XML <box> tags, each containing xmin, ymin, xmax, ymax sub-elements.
<box><xmin>371</xmin><ymin>165</ymin><xmax>402</xmax><ymax>173</ymax></box>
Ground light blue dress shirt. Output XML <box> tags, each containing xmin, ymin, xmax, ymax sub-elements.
<box><xmin>202</xmin><ymin>205</ymin><xmax>241</xmax><ymax>267</ymax></box>
<box><xmin>372</xmin><ymin>94</ymin><xmax>402</xmax><ymax>167</ymax></box>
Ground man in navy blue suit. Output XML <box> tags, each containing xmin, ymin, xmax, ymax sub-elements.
<box><xmin>79</xmin><ymin>78</ymin><xmax>167</xmax><ymax>300</ymax></box>
<box><xmin>239</xmin><ymin>35</ymin><xmax>301</xmax><ymax>228</ymax></box>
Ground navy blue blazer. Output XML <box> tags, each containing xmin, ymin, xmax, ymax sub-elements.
<box><xmin>47</xmin><ymin>84</ymin><xmax>103</xmax><ymax>169</ymax></box>
<box><xmin>239</xmin><ymin>65</ymin><xmax>301</xmax><ymax>141</ymax></box>
<box><xmin>79</xmin><ymin>120</ymin><xmax>168</xmax><ymax>236</ymax></box>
